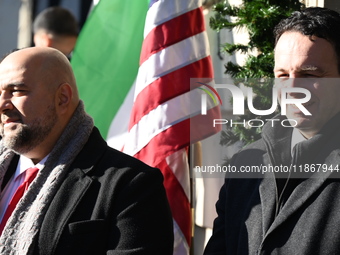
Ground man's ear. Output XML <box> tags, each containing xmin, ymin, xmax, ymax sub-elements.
<box><xmin>56</xmin><ymin>83</ymin><xmax>73</xmax><ymax>114</ymax></box>
<box><xmin>33</xmin><ymin>32</ymin><xmax>53</xmax><ymax>47</ymax></box>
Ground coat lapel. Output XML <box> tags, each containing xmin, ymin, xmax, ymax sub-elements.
<box><xmin>259</xmin><ymin>154</ymin><xmax>277</xmax><ymax>235</ymax></box>
<box><xmin>264</xmin><ymin>149</ymin><xmax>340</xmax><ymax>238</ymax></box>
<box><xmin>259</xmin><ymin>123</ymin><xmax>292</xmax><ymax>235</ymax></box>
<box><xmin>39</xmin><ymin>168</ymin><xmax>93</xmax><ymax>254</ymax></box>
<box><xmin>258</xmin><ymin>113</ymin><xmax>340</xmax><ymax>239</ymax></box>
<box><xmin>38</xmin><ymin>127</ymin><xmax>107</xmax><ymax>254</ymax></box>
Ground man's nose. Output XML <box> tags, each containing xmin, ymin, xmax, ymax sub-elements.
<box><xmin>0</xmin><ymin>93</ymin><xmax>13</xmax><ymax>113</ymax></box>
<box><xmin>283</xmin><ymin>78</ymin><xmax>310</xmax><ymax>98</ymax></box>
<box><xmin>284</xmin><ymin>77</ymin><xmax>302</xmax><ymax>87</ymax></box>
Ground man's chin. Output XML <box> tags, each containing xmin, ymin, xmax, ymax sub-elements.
<box><xmin>3</xmin><ymin>144</ymin><xmax>30</xmax><ymax>155</ymax></box>
<box><xmin>289</xmin><ymin>118</ymin><xmax>318</xmax><ymax>138</ymax></box>
<box><xmin>286</xmin><ymin>114</ymin><xmax>313</xmax><ymax>126</ymax></box>
<box><xmin>1</xmin><ymin>135</ymin><xmax>25</xmax><ymax>152</ymax></box>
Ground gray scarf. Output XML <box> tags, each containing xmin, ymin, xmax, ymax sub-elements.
<box><xmin>0</xmin><ymin>101</ymin><xmax>94</xmax><ymax>254</ymax></box>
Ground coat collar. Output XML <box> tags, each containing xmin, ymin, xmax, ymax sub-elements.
<box><xmin>259</xmin><ymin>112</ymin><xmax>340</xmax><ymax>238</ymax></box>
<box><xmin>68</xmin><ymin>127</ymin><xmax>108</xmax><ymax>175</ymax></box>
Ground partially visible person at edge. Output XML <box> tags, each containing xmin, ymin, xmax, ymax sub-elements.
<box><xmin>0</xmin><ymin>47</ymin><xmax>173</xmax><ymax>254</ymax></box>
<box><xmin>204</xmin><ymin>7</ymin><xmax>340</xmax><ymax>255</ymax></box>
<box><xmin>33</xmin><ymin>6</ymin><xmax>78</xmax><ymax>58</ymax></box>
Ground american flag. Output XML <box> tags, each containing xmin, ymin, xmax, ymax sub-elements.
<box><xmin>123</xmin><ymin>0</ymin><xmax>221</xmax><ymax>253</ymax></box>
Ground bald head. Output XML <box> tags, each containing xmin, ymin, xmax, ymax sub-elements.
<box><xmin>1</xmin><ymin>47</ymin><xmax>79</xmax><ymax>104</ymax></box>
<box><xmin>0</xmin><ymin>47</ymin><xmax>80</xmax><ymax>162</ymax></box>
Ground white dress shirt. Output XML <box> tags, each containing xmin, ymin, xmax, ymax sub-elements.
<box><xmin>0</xmin><ymin>155</ymin><xmax>47</xmax><ymax>222</ymax></box>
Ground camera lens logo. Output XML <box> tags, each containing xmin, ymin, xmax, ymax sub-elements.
<box><xmin>197</xmin><ymin>82</ymin><xmax>222</xmax><ymax>115</ymax></box>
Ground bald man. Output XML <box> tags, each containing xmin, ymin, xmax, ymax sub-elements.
<box><xmin>0</xmin><ymin>47</ymin><xmax>173</xmax><ymax>255</ymax></box>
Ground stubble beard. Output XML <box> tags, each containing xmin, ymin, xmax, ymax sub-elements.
<box><xmin>0</xmin><ymin>104</ymin><xmax>58</xmax><ymax>155</ymax></box>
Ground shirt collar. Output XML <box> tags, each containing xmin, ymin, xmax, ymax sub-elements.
<box><xmin>15</xmin><ymin>155</ymin><xmax>48</xmax><ymax>179</ymax></box>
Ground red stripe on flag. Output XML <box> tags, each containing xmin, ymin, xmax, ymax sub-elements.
<box><xmin>134</xmin><ymin>118</ymin><xmax>189</xmax><ymax>167</ymax></box>
<box><xmin>156</xmin><ymin>158</ymin><xmax>191</xmax><ymax>244</ymax></box>
<box><xmin>140</xmin><ymin>7</ymin><xmax>205</xmax><ymax>65</ymax></box>
<box><xmin>134</xmin><ymin>106</ymin><xmax>221</xmax><ymax>167</ymax></box>
<box><xmin>129</xmin><ymin>56</ymin><xmax>213</xmax><ymax>129</ymax></box>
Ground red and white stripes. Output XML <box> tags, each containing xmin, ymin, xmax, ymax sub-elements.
<box><xmin>124</xmin><ymin>0</ymin><xmax>217</xmax><ymax>253</ymax></box>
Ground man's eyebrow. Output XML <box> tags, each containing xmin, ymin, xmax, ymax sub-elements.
<box><xmin>273</xmin><ymin>65</ymin><xmax>324</xmax><ymax>73</ymax></box>
<box><xmin>3</xmin><ymin>83</ymin><xmax>27</xmax><ymax>89</ymax></box>
<box><xmin>273</xmin><ymin>67</ymin><xmax>285</xmax><ymax>72</ymax></box>
<box><xmin>299</xmin><ymin>65</ymin><xmax>319</xmax><ymax>72</ymax></box>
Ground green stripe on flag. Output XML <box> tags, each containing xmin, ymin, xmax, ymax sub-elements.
<box><xmin>71</xmin><ymin>0</ymin><xmax>149</xmax><ymax>138</ymax></box>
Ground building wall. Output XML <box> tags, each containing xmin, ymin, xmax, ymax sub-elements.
<box><xmin>0</xmin><ymin>0</ymin><xmax>91</xmax><ymax>58</ymax></box>
<box><xmin>0</xmin><ymin>0</ymin><xmax>21</xmax><ymax>58</ymax></box>
<box><xmin>304</xmin><ymin>0</ymin><xmax>324</xmax><ymax>7</ymax></box>
<box><xmin>324</xmin><ymin>0</ymin><xmax>340</xmax><ymax>11</ymax></box>
<box><xmin>304</xmin><ymin>0</ymin><xmax>340</xmax><ymax>10</ymax></box>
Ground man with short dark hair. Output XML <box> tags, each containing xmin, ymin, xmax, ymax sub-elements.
<box><xmin>33</xmin><ymin>7</ymin><xmax>78</xmax><ymax>57</ymax></box>
<box><xmin>0</xmin><ymin>46</ymin><xmax>174</xmax><ymax>254</ymax></box>
<box><xmin>204</xmin><ymin>7</ymin><xmax>340</xmax><ymax>254</ymax></box>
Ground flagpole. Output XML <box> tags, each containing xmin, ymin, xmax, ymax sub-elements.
<box><xmin>189</xmin><ymin>141</ymin><xmax>203</xmax><ymax>254</ymax></box>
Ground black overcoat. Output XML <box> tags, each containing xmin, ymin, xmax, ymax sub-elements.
<box><xmin>28</xmin><ymin>127</ymin><xmax>174</xmax><ymax>255</ymax></box>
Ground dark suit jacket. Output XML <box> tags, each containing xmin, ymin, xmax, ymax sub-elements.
<box><xmin>23</xmin><ymin>127</ymin><xmax>173</xmax><ymax>255</ymax></box>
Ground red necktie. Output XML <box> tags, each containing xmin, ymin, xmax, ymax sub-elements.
<box><xmin>0</xmin><ymin>167</ymin><xmax>39</xmax><ymax>235</ymax></box>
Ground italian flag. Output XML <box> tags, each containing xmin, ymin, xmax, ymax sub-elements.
<box><xmin>71</xmin><ymin>0</ymin><xmax>149</xmax><ymax>150</ymax></box>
